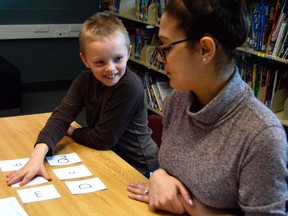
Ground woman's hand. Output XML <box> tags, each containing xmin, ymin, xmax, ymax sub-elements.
<box><xmin>127</xmin><ymin>168</ymin><xmax>193</xmax><ymax>215</ymax></box>
<box><xmin>6</xmin><ymin>143</ymin><xmax>51</xmax><ymax>186</ymax></box>
<box><xmin>127</xmin><ymin>182</ymin><xmax>150</xmax><ymax>203</ymax></box>
<box><xmin>148</xmin><ymin>168</ymin><xmax>193</xmax><ymax>214</ymax></box>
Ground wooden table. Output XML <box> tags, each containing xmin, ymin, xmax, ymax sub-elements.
<box><xmin>0</xmin><ymin>113</ymin><xmax>170</xmax><ymax>216</ymax></box>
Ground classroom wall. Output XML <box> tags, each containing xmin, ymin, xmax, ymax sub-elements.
<box><xmin>0</xmin><ymin>0</ymin><xmax>99</xmax><ymax>84</ymax></box>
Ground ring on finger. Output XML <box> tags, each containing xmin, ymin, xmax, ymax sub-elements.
<box><xmin>144</xmin><ymin>189</ymin><xmax>149</xmax><ymax>195</ymax></box>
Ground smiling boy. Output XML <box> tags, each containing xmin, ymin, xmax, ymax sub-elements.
<box><xmin>6</xmin><ymin>13</ymin><xmax>159</xmax><ymax>186</ymax></box>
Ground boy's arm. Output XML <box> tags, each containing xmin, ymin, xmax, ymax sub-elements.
<box><xmin>6</xmin><ymin>143</ymin><xmax>51</xmax><ymax>186</ymax></box>
<box><xmin>71</xmin><ymin>72</ymin><xmax>145</xmax><ymax>149</ymax></box>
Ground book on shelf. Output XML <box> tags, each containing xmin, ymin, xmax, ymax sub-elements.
<box><xmin>135</xmin><ymin>28</ymin><xmax>142</xmax><ymax>60</ymax></box>
<box><xmin>272</xmin><ymin>19</ymin><xmax>288</xmax><ymax>56</ymax></box>
<box><xmin>271</xmin><ymin>70</ymin><xmax>279</xmax><ymax>103</ymax></box>
<box><xmin>252</xmin><ymin>64</ymin><xmax>262</xmax><ymax>96</ymax></box>
<box><xmin>149</xmin><ymin>44</ymin><xmax>158</xmax><ymax>66</ymax></box>
<box><xmin>133</xmin><ymin>27</ymin><xmax>158</xmax><ymax>61</ymax></box>
<box><xmin>158</xmin><ymin>0</ymin><xmax>166</xmax><ymax>18</ymax></box>
<box><xmin>144</xmin><ymin>72</ymin><xmax>173</xmax><ymax>111</ymax></box>
<box><xmin>278</xmin><ymin>26</ymin><xmax>288</xmax><ymax>57</ymax></box>
<box><xmin>102</xmin><ymin>0</ymin><xmax>121</xmax><ymax>13</ymax></box>
<box><xmin>268</xmin><ymin>0</ymin><xmax>288</xmax><ymax>54</ymax></box>
<box><xmin>135</xmin><ymin>0</ymin><xmax>141</xmax><ymax>19</ymax></box>
<box><xmin>99</xmin><ymin>0</ymin><xmax>110</xmax><ymax>11</ymax></box>
<box><xmin>144</xmin><ymin>72</ymin><xmax>158</xmax><ymax>109</ymax></box>
<box><xmin>149</xmin><ymin>39</ymin><xmax>164</xmax><ymax>70</ymax></box>
<box><xmin>250</xmin><ymin>3</ymin><xmax>261</xmax><ymax>50</ymax></box>
<box><xmin>156</xmin><ymin>0</ymin><xmax>161</xmax><ymax>22</ymax></box>
<box><xmin>143</xmin><ymin>0</ymin><xmax>148</xmax><ymax>21</ymax></box>
<box><xmin>133</xmin><ymin>0</ymin><xmax>161</xmax><ymax>23</ymax></box>
<box><xmin>156</xmin><ymin>81</ymin><xmax>173</xmax><ymax>103</ymax></box>
<box><xmin>281</xmin><ymin>44</ymin><xmax>288</xmax><ymax>58</ymax></box>
<box><xmin>266</xmin><ymin>0</ymin><xmax>282</xmax><ymax>53</ymax></box>
<box><xmin>259</xmin><ymin>5</ymin><xmax>271</xmax><ymax>51</ymax></box>
<box><xmin>237</xmin><ymin>56</ymin><xmax>288</xmax><ymax>109</ymax></box>
<box><xmin>245</xmin><ymin>0</ymin><xmax>288</xmax><ymax>58</ymax></box>
<box><xmin>257</xmin><ymin>68</ymin><xmax>280</xmax><ymax>108</ymax></box>
<box><xmin>151</xmin><ymin>83</ymin><xmax>163</xmax><ymax>111</ymax></box>
<box><xmin>278</xmin><ymin>28</ymin><xmax>288</xmax><ymax>58</ymax></box>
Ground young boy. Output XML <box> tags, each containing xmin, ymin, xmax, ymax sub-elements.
<box><xmin>6</xmin><ymin>12</ymin><xmax>159</xmax><ymax>186</ymax></box>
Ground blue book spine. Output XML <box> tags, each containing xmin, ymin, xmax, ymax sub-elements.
<box><xmin>258</xmin><ymin>5</ymin><xmax>269</xmax><ymax>51</ymax></box>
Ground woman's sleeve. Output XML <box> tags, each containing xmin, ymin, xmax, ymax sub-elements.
<box><xmin>238</xmin><ymin>126</ymin><xmax>288</xmax><ymax>215</ymax></box>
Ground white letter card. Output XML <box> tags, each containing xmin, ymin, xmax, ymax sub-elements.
<box><xmin>0</xmin><ymin>197</ymin><xmax>28</xmax><ymax>216</ymax></box>
<box><xmin>46</xmin><ymin>152</ymin><xmax>82</xmax><ymax>166</ymax></box>
<box><xmin>11</xmin><ymin>176</ymin><xmax>48</xmax><ymax>188</ymax></box>
<box><xmin>17</xmin><ymin>185</ymin><xmax>61</xmax><ymax>204</ymax></box>
<box><xmin>0</xmin><ymin>158</ymin><xmax>29</xmax><ymax>172</ymax></box>
<box><xmin>65</xmin><ymin>177</ymin><xmax>107</xmax><ymax>194</ymax></box>
<box><xmin>53</xmin><ymin>164</ymin><xmax>92</xmax><ymax>180</ymax></box>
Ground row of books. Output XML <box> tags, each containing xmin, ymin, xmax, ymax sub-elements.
<box><xmin>133</xmin><ymin>27</ymin><xmax>157</xmax><ymax>60</ymax></box>
<box><xmin>149</xmin><ymin>40</ymin><xmax>164</xmax><ymax>70</ymax></box>
<box><xmin>238</xmin><ymin>56</ymin><xmax>288</xmax><ymax>110</ymax></box>
<box><xmin>135</xmin><ymin>0</ymin><xmax>167</xmax><ymax>23</ymax></box>
<box><xmin>247</xmin><ymin>0</ymin><xmax>288</xmax><ymax>58</ymax></box>
<box><xmin>100</xmin><ymin>0</ymin><xmax>167</xmax><ymax>23</ymax></box>
<box><xmin>143</xmin><ymin>72</ymin><xmax>173</xmax><ymax>111</ymax></box>
<box><xmin>99</xmin><ymin>0</ymin><xmax>121</xmax><ymax>13</ymax></box>
<box><xmin>126</xmin><ymin>23</ymin><xmax>165</xmax><ymax>70</ymax></box>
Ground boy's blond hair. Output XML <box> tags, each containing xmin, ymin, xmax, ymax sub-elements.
<box><xmin>79</xmin><ymin>12</ymin><xmax>130</xmax><ymax>53</ymax></box>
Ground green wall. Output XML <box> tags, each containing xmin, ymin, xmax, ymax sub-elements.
<box><xmin>0</xmin><ymin>0</ymin><xmax>99</xmax><ymax>84</ymax></box>
<box><xmin>0</xmin><ymin>0</ymin><xmax>99</xmax><ymax>24</ymax></box>
<box><xmin>0</xmin><ymin>39</ymin><xmax>84</xmax><ymax>83</ymax></box>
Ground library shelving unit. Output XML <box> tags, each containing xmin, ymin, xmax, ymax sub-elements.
<box><xmin>105</xmin><ymin>1</ymin><xmax>288</xmax><ymax>127</ymax></box>
<box><xmin>237</xmin><ymin>46</ymin><xmax>288</xmax><ymax>64</ymax></box>
<box><xmin>106</xmin><ymin>1</ymin><xmax>166</xmax><ymax>116</ymax></box>
<box><xmin>236</xmin><ymin>46</ymin><xmax>288</xmax><ymax>127</ymax></box>
<box><xmin>240</xmin><ymin>0</ymin><xmax>288</xmax><ymax>127</ymax></box>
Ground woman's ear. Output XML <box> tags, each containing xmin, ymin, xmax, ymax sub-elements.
<box><xmin>199</xmin><ymin>36</ymin><xmax>216</xmax><ymax>64</ymax></box>
<box><xmin>80</xmin><ymin>52</ymin><xmax>90</xmax><ymax>68</ymax></box>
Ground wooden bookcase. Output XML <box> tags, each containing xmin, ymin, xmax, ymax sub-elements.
<box><xmin>105</xmin><ymin>1</ymin><xmax>166</xmax><ymax>116</ymax></box>
<box><xmin>236</xmin><ymin>46</ymin><xmax>288</xmax><ymax>127</ymax></box>
<box><xmin>104</xmin><ymin>0</ymin><xmax>288</xmax><ymax>127</ymax></box>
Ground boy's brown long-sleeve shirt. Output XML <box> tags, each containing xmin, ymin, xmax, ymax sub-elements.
<box><xmin>36</xmin><ymin>69</ymin><xmax>159</xmax><ymax>174</ymax></box>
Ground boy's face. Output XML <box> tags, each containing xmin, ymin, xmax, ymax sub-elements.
<box><xmin>80</xmin><ymin>34</ymin><xmax>130</xmax><ymax>87</ymax></box>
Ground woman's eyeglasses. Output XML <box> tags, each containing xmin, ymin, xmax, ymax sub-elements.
<box><xmin>157</xmin><ymin>38</ymin><xmax>194</xmax><ymax>61</ymax></box>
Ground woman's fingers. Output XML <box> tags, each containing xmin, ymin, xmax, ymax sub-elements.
<box><xmin>128</xmin><ymin>192</ymin><xmax>149</xmax><ymax>203</ymax></box>
<box><xmin>127</xmin><ymin>182</ymin><xmax>150</xmax><ymax>203</ymax></box>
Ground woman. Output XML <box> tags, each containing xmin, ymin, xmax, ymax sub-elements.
<box><xmin>128</xmin><ymin>0</ymin><xmax>288</xmax><ymax>215</ymax></box>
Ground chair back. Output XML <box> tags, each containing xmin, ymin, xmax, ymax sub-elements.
<box><xmin>148</xmin><ymin>114</ymin><xmax>163</xmax><ymax>148</ymax></box>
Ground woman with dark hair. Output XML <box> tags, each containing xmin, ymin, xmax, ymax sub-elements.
<box><xmin>128</xmin><ymin>0</ymin><xmax>288</xmax><ymax>215</ymax></box>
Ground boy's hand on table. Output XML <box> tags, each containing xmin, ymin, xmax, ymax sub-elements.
<box><xmin>6</xmin><ymin>143</ymin><xmax>51</xmax><ymax>186</ymax></box>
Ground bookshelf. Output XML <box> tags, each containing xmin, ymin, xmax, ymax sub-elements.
<box><xmin>101</xmin><ymin>0</ymin><xmax>169</xmax><ymax>116</ymax></box>
<box><xmin>236</xmin><ymin>47</ymin><xmax>288</xmax><ymax>126</ymax></box>
<box><xmin>237</xmin><ymin>46</ymin><xmax>288</xmax><ymax>64</ymax></box>
<box><xmin>102</xmin><ymin>0</ymin><xmax>288</xmax><ymax>126</ymax></box>
<box><xmin>236</xmin><ymin>0</ymin><xmax>288</xmax><ymax>127</ymax></box>
<box><xmin>129</xmin><ymin>56</ymin><xmax>166</xmax><ymax>76</ymax></box>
